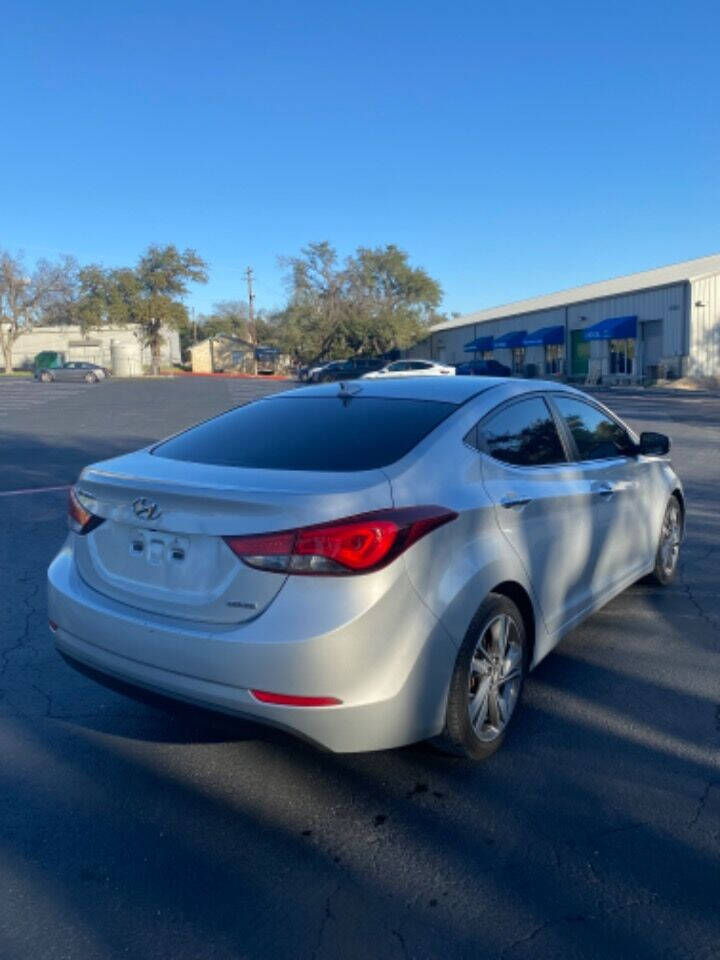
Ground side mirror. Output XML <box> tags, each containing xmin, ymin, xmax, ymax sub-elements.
<box><xmin>639</xmin><ymin>431</ymin><xmax>670</xmax><ymax>456</ymax></box>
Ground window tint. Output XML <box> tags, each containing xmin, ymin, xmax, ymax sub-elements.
<box><xmin>480</xmin><ymin>397</ymin><xmax>566</xmax><ymax>466</ymax></box>
<box><xmin>153</xmin><ymin>397</ymin><xmax>457</xmax><ymax>472</ymax></box>
<box><xmin>410</xmin><ymin>361</ymin><xmax>430</xmax><ymax>369</ymax></box>
<box><xmin>554</xmin><ymin>396</ymin><xmax>634</xmax><ymax>461</ymax></box>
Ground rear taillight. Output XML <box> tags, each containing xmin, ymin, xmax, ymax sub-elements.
<box><xmin>68</xmin><ymin>487</ymin><xmax>104</xmax><ymax>535</ymax></box>
<box><xmin>224</xmin><ymin>506</ymin><xmax>457</xmax><ymax>575</ymax></box>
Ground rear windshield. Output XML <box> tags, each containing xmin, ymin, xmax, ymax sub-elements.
<box><xmin>152</xmin><ymin>396</ymin><xmax>457</xmax><ymax>471</ymax></box>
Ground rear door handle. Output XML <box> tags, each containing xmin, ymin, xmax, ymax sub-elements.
<box><xmin>500</xmin><ymin>495</ymin><xmax>532</xmax><ymax>509</ymax></box>
<box><xmin>592</xmin><ymin>482</ymin><xmax>615</xmax><ymax>498</ymax></box>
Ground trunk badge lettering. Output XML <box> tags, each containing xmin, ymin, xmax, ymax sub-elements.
<box><xmin>133</xmin><ymin>497</ymin><xmax>162</xmax><ymax>521</ymax></box>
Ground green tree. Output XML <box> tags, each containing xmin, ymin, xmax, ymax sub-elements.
<box><xmin>201</xmin><ymin>300</ymin><xmax>278</xmax><ymax>345</ymax></box>
<box><xmin>0</xmin><ymin>251</ymin><xmax>77</xmax><ymax>374</ymax></box>
<box><xmin>56</xmin><ymin>265</ymin><xmax>143</xmax><ymax>333</ymax></box>
<box><xmin>274</xmin><ymin>242</ymin><xmax>442</xmax><ymax>364</ymax></box>
<box><xmin>345</xmin><ymin>244</ymin><xmax>442</xmax><ymax>356</ymax></box>
<box><xmin>275</xmin><ymin>242</ymin><xmax>351</xmax><ymax>363</ymax></box>
<box><xmin>135</xmin><ymin>245</ymin><xmax>208</xmax><ymax>374</ymax></box>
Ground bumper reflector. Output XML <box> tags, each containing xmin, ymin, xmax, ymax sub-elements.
<box><xmin>250</xmin><ymin>689</ymin><xmax>342</xmax><ymax>707</ymax></box>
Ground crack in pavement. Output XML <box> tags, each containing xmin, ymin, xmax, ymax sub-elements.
<box><xmin>499</xmin><ymin>893</ymin><xmax>660</xmax><ymax>957</ymax></box>
<box><xmin>391</xmin><ymin>928</ymin><xmax>410</xmax><ymax>960</ymax></box>
<box><xmin>688</xmin><ymin>781</ymin><xmax>719</xmax><ymax>828</ymax></box>
<box><xmin>0</xmin><ymin>582</ymin><xmax>40</xmax><ymax>678</ymax></box>
<box><xmin>310</xmin><ymin>881</ymin><xmax>342</xmax><ymax>960</ymax></box>
<box><xmin>678</xmin><ymin>561</ymin><xmax>720</xmax><ymax>636</ymax></box>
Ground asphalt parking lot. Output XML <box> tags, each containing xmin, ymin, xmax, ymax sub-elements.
<box><xmin>1</xmin><ymin>376</ymin><xmax>719</xmax><ymax>960</ymax></box>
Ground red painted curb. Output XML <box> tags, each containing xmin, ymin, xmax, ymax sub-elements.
<box><xmin>162</xmin><ymin>371</ymin><xmax>292</xmax><ymax>381</ymax></box>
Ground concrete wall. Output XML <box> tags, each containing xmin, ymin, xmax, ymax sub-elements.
<box><xmin>8</xmin><ymin>324</ymin><xmax>181</xmax><ymax>372</ymax></box>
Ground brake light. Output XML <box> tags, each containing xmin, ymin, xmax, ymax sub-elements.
<box><xmin>224</xmin><ymin>506</ymin><xmax>457</xmax><ymax>575</ymax></box>
<box><xmin>68</xmin><ymin>487</ymin><xmax>104</xmax><ymax>535</ymax></box>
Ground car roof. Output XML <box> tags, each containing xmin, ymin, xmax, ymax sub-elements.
<box><xmin>268</xmin><ymin>376</ymin><xmax>581</xmax><ymax>404</ymax></box>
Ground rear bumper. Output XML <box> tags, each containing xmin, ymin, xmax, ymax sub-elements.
<box><xmin>48</xmin><ymin>545</ymin><xmax>458</xmax><ymax>753</ymax></box>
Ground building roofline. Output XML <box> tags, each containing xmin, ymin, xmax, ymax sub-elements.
<box><xmin>431</xmin><ymin>252</ymin><xmax>720</xmax><ymax>332</ymax></box>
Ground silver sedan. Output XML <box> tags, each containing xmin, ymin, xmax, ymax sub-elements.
<box><xmin>48</xmin><ymin>377</ymin><xmax>683</xmax><ymax>760</ymax></box>
<box><xmin>37</xmin><ymin>362</ymin><xmax>109</xmax><ymax>383</ymax></box>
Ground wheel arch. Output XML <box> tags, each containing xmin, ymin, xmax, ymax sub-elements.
<box><xmin>672</xmin><ymin>487</ymin><xmax>685</xmax><ymax>529</ymax></box>
<box><xmin>488</xmin><ymin>580</ymin><xmax>536</xmax><ymax>667</ymax></box>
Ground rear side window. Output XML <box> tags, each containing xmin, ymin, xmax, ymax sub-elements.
<box><xmin>153</xmin><ymin>397</ymin><xmax>457</xmax><ymax>472</ymax></box>
<box><xmin>479</xmin><ymin>397</ymin><xmax>566</xmax><ymax>466</ymax></box>
<box><xmin>554</xmin><ymin>396</ymin><xmax>634</xmax><ymax>461</ymax></box>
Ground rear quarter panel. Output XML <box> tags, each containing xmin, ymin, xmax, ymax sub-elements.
<box><xmin>386</xmin><ymin>390</ymin><xmax>551</xmax><ymax>665</ymax></box>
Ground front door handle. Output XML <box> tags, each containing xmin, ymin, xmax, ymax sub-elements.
<box><xmin>592</xmin><ymin>482</ymin><xmax>615</xmax><ymax>498</ymax></box>
<box><xmin>500</xmin><ymin>495</ymin><xmax>532</xmax><ymax>509</ymax></box>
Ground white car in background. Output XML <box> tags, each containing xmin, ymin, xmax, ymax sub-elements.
<box><xmin>363</xmin><ymin>359</ymin><xmax>454</xmax><ymax>378</ymax></box>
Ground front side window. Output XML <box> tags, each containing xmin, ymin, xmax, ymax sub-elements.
<box><xmin>479</xmin><ymin>397</ymin><xmax>566</xmax><ymax>467</ymax></box>
<box><xmin>386</xmin><ymin>362</ymin><xmax>407</xmax><ymax>372</ymax></box>
<box><xmin>554</xmin><ymin>396</ymin><xmax>634</xmax><ymax>461</ymax></box>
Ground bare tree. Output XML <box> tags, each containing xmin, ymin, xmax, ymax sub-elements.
<box><xmin>0</xmin><ymin>251</ymin><xmax>76</xmax><ymax>374</ymax></box>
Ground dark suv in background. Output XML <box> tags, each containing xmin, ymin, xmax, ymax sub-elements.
<box><xmin>455</xmin><ymin>358</ymin><xmax>511</xmax><ymax>377</ymax></box>
<box><xmin>312</xmin><ymin>357</ymin><xmax>385</xmax><ymax>382</ymax></box>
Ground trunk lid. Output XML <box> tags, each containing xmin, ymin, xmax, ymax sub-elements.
<box><xmin>73</xmin><ymin>448</ymin><xmax>392</xmax><ymax>624</ymax></box>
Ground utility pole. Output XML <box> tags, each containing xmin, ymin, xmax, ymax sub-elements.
<box><xmin>246</xmin><ymin>266</ymin><xmax>257</xmax><ymax>374</ymax></box>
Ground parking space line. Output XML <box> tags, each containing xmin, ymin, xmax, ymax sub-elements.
<box><xmin>0</xmin><ymin>484</ymin><xmax>70</xmax><ymax>497</ymax></box>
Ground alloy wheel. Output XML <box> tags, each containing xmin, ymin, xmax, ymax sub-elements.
<box><xmin>660</xmin><ymin>500</ymin><xmax>681</xmax><ymax>577</ymax></box>
<box><xmin>467</xmin><ymin>614</ymin><xmax>523</xmax><ymax>742</ymax></box>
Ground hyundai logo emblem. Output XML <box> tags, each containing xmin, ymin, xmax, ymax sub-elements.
<box><xmin>133</xmin><ymin>497</ymin><xmax>162</xmax><ymax>521</ymax></box>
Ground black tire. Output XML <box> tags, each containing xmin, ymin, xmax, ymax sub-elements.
<box><xmin>649</xmin><ymin>494</ymin><xmax>683</xmax><ymax>586</ymax></box>
<box><xmin>434</xmin><ymin>593</ymin><xmax>528</xmax><ymax>761</ymax></box>
<box><xmin>84</xmin><ymin>372</ymin><xmax>97</xmax><ymax>383</ymax></box>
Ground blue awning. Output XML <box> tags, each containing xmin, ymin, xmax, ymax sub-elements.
<box><xmin>463</xmin><ymin>336</ymin><xmax>494</xmax><ymax>353</ymax></box>
<box><xmin>255</xmin><ymin>346</ymin><xmax>280</xmax><ymax>357</ymax></box>
<box><xmin>493</xmin><ymin>329</ymin><xmax>527</xmax><ymax>349</ymax></box>
<box><xmin>582</xmin><ymin>315</ymin><xmax>637</xmax><ymax>341</ymax></box>
<box><xmin>523</xmin><ymin>325</ymin><xmax>565</xmax><ymax>347</ymax></box>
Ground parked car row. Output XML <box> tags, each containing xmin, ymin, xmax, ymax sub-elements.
<box><xmin>298</xmin><ymin>356</ymin><xmax>511</xmax><ymax>382</ymax></box>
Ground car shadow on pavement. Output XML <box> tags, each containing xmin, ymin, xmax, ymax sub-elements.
<box><xmin>2</xmin><ymin>629</ymin><xmax>719</xmax><ymax>960</ymax></box>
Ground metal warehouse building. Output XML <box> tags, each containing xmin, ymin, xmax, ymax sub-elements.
<box><xmin>409</xmin><ymin>253</ymin><xmax>720</xmax><ymax>382</ymax></box>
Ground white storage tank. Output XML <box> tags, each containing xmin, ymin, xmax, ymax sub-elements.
<box><xmin>111</xmin><ymin>341</ymin><xmax>142</xmax><ymax>377</ymax></box>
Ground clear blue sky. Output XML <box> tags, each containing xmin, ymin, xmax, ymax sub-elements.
<box><xmin>2</xmin><ymin>0</ymin><xmax>719</xmax><ymax>318</ymax></box>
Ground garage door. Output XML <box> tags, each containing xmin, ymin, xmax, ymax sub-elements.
<box><xmin>641</xmin><ymin>321</ymin><xmax>663</xmax><ymax>376</ymax></box>
<box><xmin>571</xmin><ymin>330</ymin><xmax>590</xmax><ymax>376</ymax></box>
